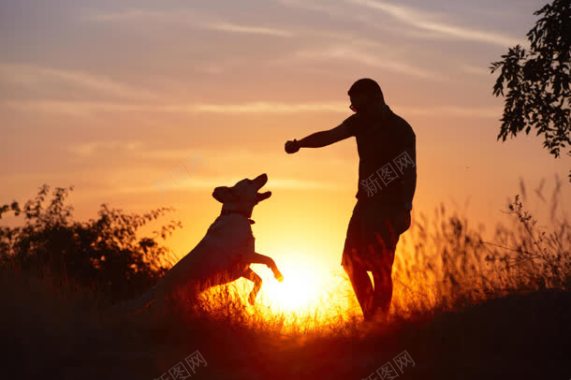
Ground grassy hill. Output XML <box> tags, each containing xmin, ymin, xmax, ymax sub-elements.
<box><xmin>1</xmin><ymin>269</ymin><xmax>569</xmax><ymax>379</ymax></box>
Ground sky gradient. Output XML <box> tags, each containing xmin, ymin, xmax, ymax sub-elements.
<box><xmin>1</xmin><ymin>0</ymin><xmax>569</xmax><ymax>272</ymax></box>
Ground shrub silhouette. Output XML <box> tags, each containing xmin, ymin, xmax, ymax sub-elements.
<box><xmin>0</xmin><ymin>185</ymin><xmax>181</xmax><ymax>302</ymax></box>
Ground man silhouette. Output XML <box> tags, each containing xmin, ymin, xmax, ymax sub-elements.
<box><xmin>284</xmin><ymin>78</ymin><xmax>416</xmax><ymax>320</ymax></box>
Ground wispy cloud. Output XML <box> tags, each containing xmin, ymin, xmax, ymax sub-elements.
<box><xmin>1</xmin><ymin>100</ymin><xmax>349</xmax><ymax>115</ymax></box>
<box><xmin>281</xmin><ymin>46</ymin><xmax>442</xmax><ymax>80</ymax></box>
<box><xmin>3</xmin><ymin>98</ymin><xmax>500</xmax><ymax>118</ymax></box>
<box><xmin>207</xmin><ymin>22</ymin><xmax>293</xmax><ymax>37</ymax></box>
<box><xmin>88</xmin><ymin>9</ymin><xmax>293</xmax><ymax>38</ymax></box>
<box><xmin>181</xmin><ymin>101</ymin><xmax>345</xmax><ymax>113</ymax></box>
<box><xmin>0</xmin><ymin>63</ymin><xmax>156</xmax><ymax>101</ymax></box>
<box><xmin>305</xmin><ymin>29</ymin><xmax>386</xmax><ymax>49</ymax></box>
<box><xmin>460</xmin><ymin>64</ymin><xmax>493</xmax><ymax>77</ymax></box>
<box><xmin>399</xmin><ymin>105</ymin><xmax>501</xmax><ymax>118</ymax></box>
<box><xmin>86</xmin><ymin>9</ymin><xmax>200</xmax><ymax>23</ymax></box>
<box><xmin>347</xmin><ymin>0</ymin><xmax>522</xmax><ymax>47</ymax></box>
<box><xmin>1</xmin><ymin>100</ymin><xmax>144</xmax><ymax>116</ymax></box>
<box><xmin>68</xmin><ymin>140</ymin><xmax>143</xmax><ymax>158</ymax></box>
<box><xmin>277</xmin><ymin>0</ymin><xmax>348</xmax><ymax>19</ymax></box>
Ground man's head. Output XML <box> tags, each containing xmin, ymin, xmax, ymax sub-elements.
<box><xmin>212</xmin><ymin>173</ymin><xmax>272</xmax><ymax>215</ymax></box>
<box><xmin>348</xmin><ymin>78</ymin><xmax>384</xmax><ymax>114</ymax></box>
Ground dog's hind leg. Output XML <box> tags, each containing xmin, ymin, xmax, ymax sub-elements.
<box><xmin>250</xmin><ymin>253</ymin><xmax>284</xmax><ymax>282</ymax></box>
<box><xmin>243</xmin><ymin>268</ymin><xmax>262</xmax><ymax>305</ymax></box>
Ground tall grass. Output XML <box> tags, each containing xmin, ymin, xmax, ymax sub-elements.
<box><xmin>392</xmin><ymin>176</ymin><xmax>570</xmax><ymax>317</ymax></box>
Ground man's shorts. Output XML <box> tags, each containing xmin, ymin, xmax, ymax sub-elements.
<box><xmin>341</xmin><ymin>200</ymin><xmax>411</xmax><ymax>269</ymax></box>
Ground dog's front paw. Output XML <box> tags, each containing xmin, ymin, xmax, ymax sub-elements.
<box><xmin>275</xmin><ymin>271</ymin><xmax>284</xmax><ymax>282</ymax></box>
<box><xmin>248</xmin><ymin>292</ymin><xmax>256</xmax><ymax>305</ymax></box>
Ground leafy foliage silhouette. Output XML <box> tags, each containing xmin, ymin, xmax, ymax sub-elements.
<box><xmin>0</xmin><ymin>185</ymin><xmax>181</xmax><ymax>302</ymax></box>
<box><xmin>491</xmin><ymin>0</ymin><xmax>570</xmax><ymax>176</ymax></box>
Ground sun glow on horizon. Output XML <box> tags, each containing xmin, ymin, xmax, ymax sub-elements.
<box><xmin>255</xmin><ymin>262</ymin><xmax>325</xmax><ymax>313</ymax></box>
<box><xmin>246</xmin><ymin>257</ymin><xmax>359</xmax><ymax>329</ymax></box>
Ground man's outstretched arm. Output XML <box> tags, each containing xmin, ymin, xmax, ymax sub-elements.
<box><xmin>285</xmin><ymin>122</ymin><xmax>353</xmax><ymax>153</ymax></box>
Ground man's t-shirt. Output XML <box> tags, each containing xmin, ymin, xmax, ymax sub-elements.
<box><xmin>342</xmin><ymin>104</ymin><xmax>416</xmax><ymax>212</ymax></box>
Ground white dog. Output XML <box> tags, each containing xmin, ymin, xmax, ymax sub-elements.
<box><xmin>119</xmin><ymin>173</ymin><xmax>283</xmax><ymax>315</ymax></box>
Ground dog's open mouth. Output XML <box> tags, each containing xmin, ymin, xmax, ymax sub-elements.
<box><xmin>254</xmin><ymin>173</ymin><xmax>271</xmax><ymax>203</ymax></box>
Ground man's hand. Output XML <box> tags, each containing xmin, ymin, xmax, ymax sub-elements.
<box><xmin>285</xmin><ymin>139</ymin><xmax>300</xmax><ymax>154</ymax></box>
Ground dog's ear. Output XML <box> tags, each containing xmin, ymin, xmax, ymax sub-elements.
<box><xmin>256</xmin><ymin>191</ymin><xmax>272</xmax><ymax>203</ymax></box>
<box><xmin>212</xmin><ymin>186</ymin><xmax>235</xmax><ymax>203</ymax></box>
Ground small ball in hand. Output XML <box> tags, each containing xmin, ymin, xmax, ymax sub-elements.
<box><xmin>285</xmin><ymin>140</ymin><xmax>300</xmax><ymax>154</ymax></box>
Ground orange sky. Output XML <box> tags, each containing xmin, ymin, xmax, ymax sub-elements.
<box><xmin>0</xmin><ymin>0</ymin><xmax>569</xmax><ymax>275</ymax></box>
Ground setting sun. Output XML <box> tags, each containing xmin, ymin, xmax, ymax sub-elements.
<box><xmin>239</xmin><ymin>255</ymin><xmax>358</xmax><ymax>329</ymax></box>
<box><xmin>256</xmin><ymin>261</ymin><xmax>324</xmax><ymax>313</ymax></box>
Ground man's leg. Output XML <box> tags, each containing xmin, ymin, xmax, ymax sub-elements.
<box><xmin>343</xmin><ymin>254</ymin><xmax>375</xmax><ymax>320</ymax></box>
<box><xmin>370</xmin><ymin>224</ymin><xmax>398</xmax><ymax>318</ymax></box>
<box><xmin>371</xmin><ymin>248</ymin><xmax>395</xmax><ymax>315</ymax></box>
<box><xmin>342</xmin><ymin>206</ymin><xmax>376</xmax><ymax>320</ymax></box>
